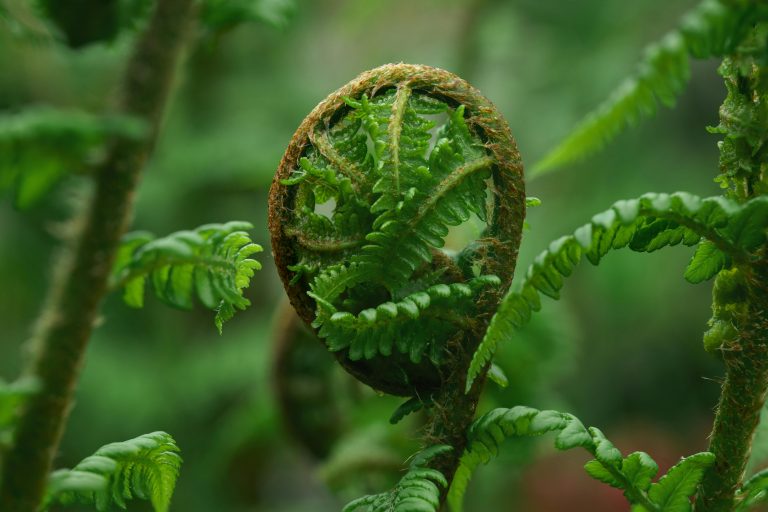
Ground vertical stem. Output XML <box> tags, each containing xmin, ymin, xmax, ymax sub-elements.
<box><xmin>696</xmin><ymin>25</ymin><xmax>768</xmax><ymax>512</ymax></box>
<box><xmin>423</xmin><ymin>327</ymin><xmax>490</xmax><ymax>506</ymax></box>
<box><xmin>696</xmin><ymin>286</ymin><xmax>768</xmax><ymax>511</ymax></box>
<box><xmin>0</xmin><ymin>1</ymin><xmax>195</xmax><ymax>510</ymax></box>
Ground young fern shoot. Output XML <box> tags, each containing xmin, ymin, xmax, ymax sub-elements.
<box><xmin>269</xmin><ymin>63</ymin><xmax>525</xmax><ymax>505</ymax></box>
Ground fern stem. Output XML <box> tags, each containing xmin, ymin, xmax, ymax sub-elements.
<box><xmin>422</xmin><ymin>328</ymin><xmax>490</xmax><ymax>506</ymax></box>
<box><xmin>656</xmin><ymin>211</ymin><xmax>745</xmax><ymax>265</ymax></box>
<box><xmin>110</xmin><ymin>255</ymin><xmax>237</xmax><ymax>291</ymax></box>
<box><xmin>308</xmin><ymin>125</ymin><xmax>367</xmax><ymax>188</ymax></box>
<box><xmin>387</xmin><ymin>84</ymin><xmax>411</xmax><ymax>195</ymax></box>
<box><xmin>696</xmin><ymin>27</ymin><xmax>768</xmax><ymax>512</ymax></box>
<box><xmin>284</xmin><ymin>227</ymin><xmax>364</xmax><ymax>252</ymax></box>
<box><xmin>0</xmin><ymin>1</ymin><xmax>195</xmax><ymax>510</ymax></box>
<box><xmin>696</xmin><ymin>293</ymin><xmax>768</xmax><ymax>511</ymax></box>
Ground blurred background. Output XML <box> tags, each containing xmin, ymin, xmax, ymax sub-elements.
<box><xmin>0</xmin><ymin>0</ymin><xmax>756</xmax><ymax>510</ymax></box>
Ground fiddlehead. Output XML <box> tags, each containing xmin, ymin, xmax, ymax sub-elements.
<box><xmin>269</xmin><ymin>63</ymin><xmax>525</xmax><ymax>396</ymax></box>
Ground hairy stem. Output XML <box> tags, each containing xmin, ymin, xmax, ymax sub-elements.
<box><xmin>697</xmin><ymin>268</ymin><xmax>768</xmax><ymax>511</ymax></box>
<box><xmin>0</xmin><ymin>1</ymin><xmax>195</xmax><ymax>510</ymax></box>
<box><xmin>387</xmin><ymin>84</ymin><xmax>411</xmax><ymax>196</ymax></box>
<box><xmin>423</xmin><ymin>327</ymin><xmax>489</xmax><ymax>507</ymax></box>
<box><xmin>696</xmin><ymin>27</ymin><xmax>768</xmax><ymax>512</ymax></box>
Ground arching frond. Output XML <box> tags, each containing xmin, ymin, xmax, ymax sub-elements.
<box><xmin>532</xmin><ymin>0</ymin><xmax>766</xmax><ymax>176</ymax></box>
<box><xmin>0</xmin><ymin>107</ymin><xmax>146</xmax><ymax>207</ymax></box>
<box><xmin>44</xmin><ymin>431</ymin><xmax>182</xmax><ymax>512</ymax></box>
<box><xmin>344</xmin><ymin>445</ymin><xmax>452</xmax><ymax>512</ymax></box>
<box><xmin>312</xmin><ymin>274</ymin><xmax>500</xmax><ymax>365</ymax></box>
<box><xmin>448</xmin><ymin>406</ymin><xmax>714</xmax><ymax>512</ymax></box>
<box><xmin>467</xmin><ymin>192</ymin><xmax>768</xmax><ymax>388</ymax></box>
<box><xmin>111</xmin><ymin>221</ymin><xmax>262</xmax><ymax>332</ymax></box>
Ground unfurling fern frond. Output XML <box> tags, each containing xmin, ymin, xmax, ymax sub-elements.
<box><xmin>0</xmin><ymin>107</ymin><xmax>146</xmax><ymax>207</ymax></box>
<box><xmin>111</xmin><ymin>221</ymin><xmax>262</xmax><ymax>332</ymax></box>
<box><xmin>447</xmin><ymin>406</ymin><xmax>714</xmax><ymax>512</ymax></box>
<box><xmin>532</xmin><ymin>0</ymin><xmax>766</xmax><ymax>176</ymax></box>
<box><xmin>467</xmin><ymin>192</ymin><xmax>768</xmax><ymax>388</ymax></box>
<box><xmin>344</xmin><ymin>445</ymin><xmax>451</xmax><ymax>512</ymax></box>
<box><xmin>269</xmin><ymin>63</ymin><xmax>525</xmax><ymax>395</ymax></box>
<box><xmin>44</xmin><ymin>431</ymin><xmax>181</xmax><ymax>512</ymax></box>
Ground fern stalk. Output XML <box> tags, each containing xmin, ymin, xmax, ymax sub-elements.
<box><xmin>421</xmin><ymin>328</ymin><xmax>490</xmax><ymax>504</ymax></box>
<box><xmin>0</xmin><ymin>1</ymin><xmax>196</xmax><ymax>510</ymax></box>
<box><xmin>696</xmin><ymin>27</ymin><xmax>768</xmax><ymax>512</ymax></box>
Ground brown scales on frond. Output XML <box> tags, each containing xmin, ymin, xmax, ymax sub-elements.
<box><xmin>268</xmin><ymin>63</ymin><xmax>525</xmax><ymax>396</ymax></box>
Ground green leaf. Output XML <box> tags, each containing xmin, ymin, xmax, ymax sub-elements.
<box><xmin>724</xmin><ymin>197</ymin><xmax>768</xmax><ymax>250</ymax></box>
<box><xmin>448</xmin><ymin>407</ymin><xmax>668</xmax><ymax>512</ymax></box>
<box><xmin>531</xmin><ymin>0</ymin><xmax>764</xmax><ymax>176</ymax></box>
<box><xmin>0</xmin><ymin>107</ymin><xmax>146</xmax><ymax>207</ymax></box>
<box><xmin>487</xmin><ymin>363</ymin><xmax>509</xmax><ymax>388</ymax></box>
<box><xmin>584</xmin><ymin>460</ymin><xmax>623</xmax><ymax>488</ymax></box>
<box><xmin>684</xmin><ymin>241</ymin><xmax>728</xmax><ymax>283</ymax></box>
<box><xmin>647</xmin><ymin>452</ymin><xmax>715</xmax><ymax>511</ymax></box>
<box><xmin>622</xmin><ymin>452</ymin><xmax>659</xmax><ymax>492</ymax></box>
<box><xmin>737</xmin><ymin>468</ymin><xmax>768</xmax><ymax>511</ymax></box>
<box><xmin>43</xmin><ymin>431</ymin><xmax>182</xmax><ymax>512</ymax></box>
<box><xmin>344</xmin><ymin>445</ymin><xmax>450</xmax><ymax>512</ymax></box>
<box><xmin>0</xmin><ymin>377</ymin><xmax>40</xmax><ymax>450</ymax></box>
<box><xmin>111</xmin><ymin>222</ymin><xmax>262</xmax><ymax>331</ymax></box>
<box><xmin>468</xmin><ymin>192</ymin><xmax>768</xmax><ymax>389</ymax></box>
<box><xmin>590</xmin><ymin>427</ymin><xmax>623</xmax><ymax>466</ymax></box>
<box><xmin>389</xmin><ymin>397</ymin><xmax>428</xmax><ymax>425</ymax></box>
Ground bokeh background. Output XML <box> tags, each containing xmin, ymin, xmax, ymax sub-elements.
<box><xmin>1</xmin><ymin>0</ymin><xmax>762</xmax><ymax>510</ymax></box>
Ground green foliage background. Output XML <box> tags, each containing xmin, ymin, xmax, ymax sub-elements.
<box><xmin>0</xmin><ymin>0</ymin><xmax>739</xmax><ymax>510</ymax></box>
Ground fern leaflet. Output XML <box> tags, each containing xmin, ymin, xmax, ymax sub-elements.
<box><xmin>736</xmin><ymin>469</ymin><xmax>768</xmax><ymax>511</ymax></box>
<box><xmin>0</xmin><ymin>107</ymin><xmax>146</xmax><ymax>207</ymax></box>
<box><xmin>344</xmin><ymin>445</ymin><xmax>451</xmax><ymax>512</ymax></box>
<box><xmin>532</xmin><ymin>0</ymin><xmax>766</xmax><ymax>176</ymax></box>
<box><xmin>467</xmin><ymin>192</ymin><xmax>768</xmax><ymax>389</ymax></box>
<box><xmin>447</xmin><ymin>406</ymin><xmax>714</xmax><ymax>512</ymax></box>
<box><xmin>44</xmin><ymin>431</ymin><xmax>181</xmax><ymax>512</ymax></box>
<box><xmin>111</xmin><ymin>221</ymin><xmax>262</xmax><ymax>332</ymax></box>
<box><xmin>0</xmin><ymin>377</ymin><xmax>39</xmax><ymax>453</ymax></box>
<box><xmin>313</xmin><ymin>275</ymin><xmax>500</xmax><ymax>365</ymax></box>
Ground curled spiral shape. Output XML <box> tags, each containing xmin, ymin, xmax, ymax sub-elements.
<box><xmin>269</xmin><ymin>64</ymin><xmax>525</xmax><ymax>396</ymax></box>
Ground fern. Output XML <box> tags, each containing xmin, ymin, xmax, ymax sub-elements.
<box><xmin>447</xmin><ymin>406</ymin><xmax>714</xmax><ymax>512</ymax></box>
<box><xmin>0</xmin><ymin>107</ymin><xmax>146</xmax><ymax>207</ymax></box>
<box><xmin>0</xmin><ymin>378</ymin><xmax>39</xmax><ymax>453</ymax></box>
<box><xmin>111</xmin><ymin>221</ymin><xmax>262</xmax><ymax>332</ymax></box>
<box><xmin>736</xmin><ymin>469</ymin><xmax>768</xmax><ymax>511</ymax></box>
<box><xmin>343</xmin><ymin>445</ymin><xmax>452</xmax><ymax>512</ymax></box>
<box><xmin>44</xmin><ymin>431</ymin><xmax>181</xmax><ymax>512</ymax></box>
<box><xmin>276</xmin><ymin>82</ymin><xmax>513</xmax><ymax>388</ymax></box>
<box><xmin>532</xmin><ymin>0</ymin><xmax>766</xmax><ymax>176</ymax></box>
<box><xmin>314</xmin><ymin>275</ymin><xmax>501</xmax><ymax>365</ymax></box>
<box><xmin>467</xmin><ymin>192</ymin><xmax>768</xmax><ymax>388</ymax></box>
